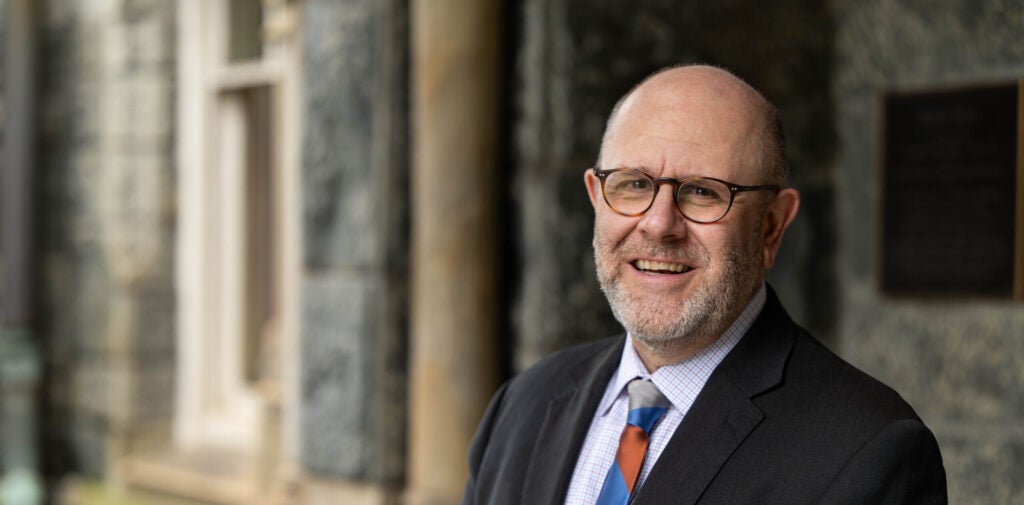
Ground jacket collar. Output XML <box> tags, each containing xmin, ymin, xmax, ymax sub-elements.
<box><xmin>520</xmin><ymin>335</ymin><xmax>625</xmax><ymax>504</ymax></box>
<box><xmin>716</xmin><ymin>284</ymin><xmax>795</xmax><ymax>398</ymax></box>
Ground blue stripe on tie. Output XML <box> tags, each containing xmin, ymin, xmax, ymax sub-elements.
<box><xmin>627</xmin><ymin>406</ymin><xmax>667</xmax><ymax>433</ymax></box>
<box><xmin>594</xmin><ymin>460</ymin><xmax>630</xmax><ymax>505</ymax></box>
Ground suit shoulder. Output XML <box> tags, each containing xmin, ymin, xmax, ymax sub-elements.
<box><xmin>784</xmin><ymin>328</ymin><xmax>921</xmax><ymax>423</ymax></box>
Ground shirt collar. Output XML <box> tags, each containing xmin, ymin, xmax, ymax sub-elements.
<box><xmin>598</xmin><ymin>283</ymin><xmax>767</xmax><ymax>415</ymax></box>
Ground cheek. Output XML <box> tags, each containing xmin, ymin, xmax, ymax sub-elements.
<box><xmin>697</xmin><ymin>225</ymin><xmax>753</xmax><ymax>268</ymax></box>
<box><xmin>594</xmin><ymin>211</ymin><xmax>635</xmax><ymax>245</ymax></box>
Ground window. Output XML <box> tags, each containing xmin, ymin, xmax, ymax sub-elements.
<box><xmin>145</xmin><ymin>0</ymin><xmax>301</xmax><ymax>499</ymax></box>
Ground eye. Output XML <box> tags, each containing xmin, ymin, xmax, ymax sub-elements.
<box><xmin>607</xmin><ymin>173</ymin><xmax>653</xmax><ymax>194</ymax></box>
<box><xmin>679</xmin><ymin>180</ymin><xmax>729</xmax><ymax>203</ymax></box>
<box><xmin>624</xmin><ymin>179</ymin><xmax>651</xmax><ymax>190</ymax></box>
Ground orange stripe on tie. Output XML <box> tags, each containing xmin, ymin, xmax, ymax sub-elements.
<box><xmin>615</xmin><ymin>425</ymin><xmax>650</xmax><ymax>493</ymax></box>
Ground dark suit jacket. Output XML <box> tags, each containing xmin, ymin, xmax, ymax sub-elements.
<box><xmin>463</xmin><ymin>289</ymin><xmax>947</xmax><ymax>504</ymax></box>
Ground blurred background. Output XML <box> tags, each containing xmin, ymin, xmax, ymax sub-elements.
<box><xmin>0</xmin><ymin>0</ymin><xmax>1021</xmax><ymax>504</ymax></box>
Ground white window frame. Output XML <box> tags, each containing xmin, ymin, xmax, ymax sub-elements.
<box><xmin>175</xmin><ymin>0</ymin><xmax>302</xmax><ymax>459</ymax></box>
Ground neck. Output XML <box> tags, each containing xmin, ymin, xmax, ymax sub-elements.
<box><xmin>631</xmin><ymin>332</ymin><xmax>719</xmax><ymax>372</ymax></box>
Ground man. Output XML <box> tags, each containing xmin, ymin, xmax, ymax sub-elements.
<box><xmin>462</xmin><ymin>65</ymin><xmax>947</xmax><ymax>504</ymax></box>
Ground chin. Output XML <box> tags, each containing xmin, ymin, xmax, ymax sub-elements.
<box><xmin>630</xmin><ymin>322</ymin><xmax>705</xmax><ymax>354</ymax></box>
<box><xmin>609</xmin><ymin>289</ymin><xmax>711</xmax><ymax>340</ymax></box>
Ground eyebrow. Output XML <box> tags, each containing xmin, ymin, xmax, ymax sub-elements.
<box><xmin>610</xmin><ymin>166</ymin><xmax>705</xmax><ymax>180</ymax></box>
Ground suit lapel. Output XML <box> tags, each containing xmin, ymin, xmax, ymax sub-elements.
<box><xmin>633</xmin><ymin>287</ymin><xmax>797</xmax><ymax>504</ymax></box>
<box><xmin>521</xmin><ymin>337</ymin><xmax>624</xmax><ymax>504</ymax></box>
<box><xmin>632</xmin><ymin>376</ymin><xmax>765</xmax><ymax>504</ymax></box>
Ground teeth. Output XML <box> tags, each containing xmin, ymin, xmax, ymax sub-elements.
<box><xmin>635</xmin><ymin>259</ymin><xmax>690</xmax><ymax>273</ymax></box>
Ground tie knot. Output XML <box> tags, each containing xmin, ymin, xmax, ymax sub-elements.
<box><xmin>626</xmin><ymin>379</ymin><xmax>669</xmax><ymax>433</ymax></box>
<box><xmin>627</xmin><ymin>378</ymin><xmax>669</xmax><ymax>411</ymax></box>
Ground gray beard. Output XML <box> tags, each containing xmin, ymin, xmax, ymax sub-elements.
<box><xmin>594</xmin><ymin>230</ymin><xmax>763</xmax><ymax>357</ymax></box>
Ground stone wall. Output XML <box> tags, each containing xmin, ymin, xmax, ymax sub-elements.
<box><xmin>35</xmin><ymin>0</ymin><xmax>177</xmax><ymax>478</ymax></box>
<box><xmin>299</xmin><ymin>0</ymin><xmax>408</xmax><ymax>485</ymax></box>
<box><xmin>833</xmin><ymin>1</ymin><xmax>1024</xmax><ymax>503</ymax></box>
<box><xmin>511</xmin><ymin>0</ymin><xmax>837</xmax><ymax>369</ymax></box>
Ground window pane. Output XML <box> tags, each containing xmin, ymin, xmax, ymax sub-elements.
<box><xmin>242</xmin><ymin>86</ymin><xmax>277</xmax><ymax>384</ymax></box>
<box><xmin>229</xmin><ymin>0</ymin><xmax>263</xmax><ymax>62</ymax></box>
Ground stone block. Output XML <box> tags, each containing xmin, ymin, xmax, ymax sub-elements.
<box><xmin>121</xmin><ymin>0</ymin><xmax>173</xmax><ymax>17</ymax></box>
<box><xmin>301</xmin><ymin>0</ymin><xmax>382</xmax><ymax>270</ymax></box>
<box><xmin>72</xmin><ymin>351</ymin><xmax>174</xmax><ymax>428</ymax></box>
<box><xmin>116</xmin><ymin>7</ymin><xmax>174</xmax><ymax>69</ymax></box>
<box><xmin>103</xmin><ymin>77</ymin><xmax>175</xmax><ymax>142</ymax></box>
<box><xmin>71</xmin><ymin>355</ymin><xmax>114</xmax><ymax>419</ymax></box>
<box><xmin>834</xmin><ymin>92</ymin><xmax>876</xmax><ymax>283</ymax></box>
<box><xmin>123</xmin><ymin>286</ymin><xmax>176</xmax><ymax>355</ymax></box>
<box><xmin>841</xmin><ymin>301</ymin><xmax>1024</xmax><ymax>424</ymax></box>
<box><xmin>939</xmin><ymin>433</ymin><xmax>1024</xmax><ymax>505</ymax></box>
<box><xmin>102</xmin><ymin>155</ymin><xmax>174</xmax><ymax>287</ymax></box>
<box><xmin>66</xmin><ymin>255</ymin><xmax>113</xmax><ymax>356</ymax></box>
<box><xmin>126</xmin><ymin>358</ymin><xmax>175</xmax><ymax>423</ymax></box>
<box><xmin>69</xmin><ymin>413</ymin><xmax>110</xmax><ymax>478</ymax></box>
<box><xmin>300</xmin><ymin>271</ymin><xmax>380</xmax><ymax>478</ymax></box>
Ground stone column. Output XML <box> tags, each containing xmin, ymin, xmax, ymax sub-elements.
<box><xmin>408</xmin><ymin>2</ymin><xmax>503</xmax><ymax>504</ymax></box>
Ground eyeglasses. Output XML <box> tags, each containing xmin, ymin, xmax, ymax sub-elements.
<box><xmin>593</xmin><ymin>168</ymin><xmax>780</xmax><ymax>223</ymax></box>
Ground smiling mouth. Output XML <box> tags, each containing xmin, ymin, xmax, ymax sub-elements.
<box><xmin>632</xmin><ymin>259</ymin><xmax>694</xmax><ymax>274</ymax></box>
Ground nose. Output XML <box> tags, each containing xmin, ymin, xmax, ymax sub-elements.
<box><xmin>636</xmin><ymin>182</ymin><xmax>689</xmax><ymax>241</ymax></box>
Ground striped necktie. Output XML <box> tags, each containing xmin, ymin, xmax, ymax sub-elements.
<box><xmin>594</xmin><ymin>378</ymin><xmax>670</xmax><ymax>505</ymax></box>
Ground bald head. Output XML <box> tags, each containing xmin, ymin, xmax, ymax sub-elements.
<box><xmin>598</xmin><ymin>65</ymin><xmax>787</xmax><ymax>185</ymax></box>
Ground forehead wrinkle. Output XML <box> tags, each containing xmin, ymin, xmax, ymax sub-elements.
<box><xmin>603</xmin><ymin>133</ymin><xmax>705</xmax><ymax>170</ymax></box>
<box><xmin>606</xmin><ymin>129</ymin><xmax>754</xmax><ymax>182</ymax></box>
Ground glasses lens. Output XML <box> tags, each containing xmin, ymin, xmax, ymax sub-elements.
<box><xmin>604</xmin><ymin>171</ymin><xmax>655</xmax><ymax>215</ymax></box>
<box><xmin>677</xmin><ymin>178</ymin><xmax>731</xmax><ymax>222</ymax></box>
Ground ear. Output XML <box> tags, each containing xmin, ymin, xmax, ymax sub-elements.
<box><xmin>761</xmin><ymin>188</ymin><xmax>800</xmax><ymax>269</ymax></box>
<box><xmin>584</xmin><ymin>169</ymin><xmax>600</xmax><ymax>209</ymax></box>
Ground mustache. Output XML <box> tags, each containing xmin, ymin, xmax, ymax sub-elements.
<box><xmin>609</xmin><ymin>237</ymin><xmax>709</xmax><ymax>264</ymax></box>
